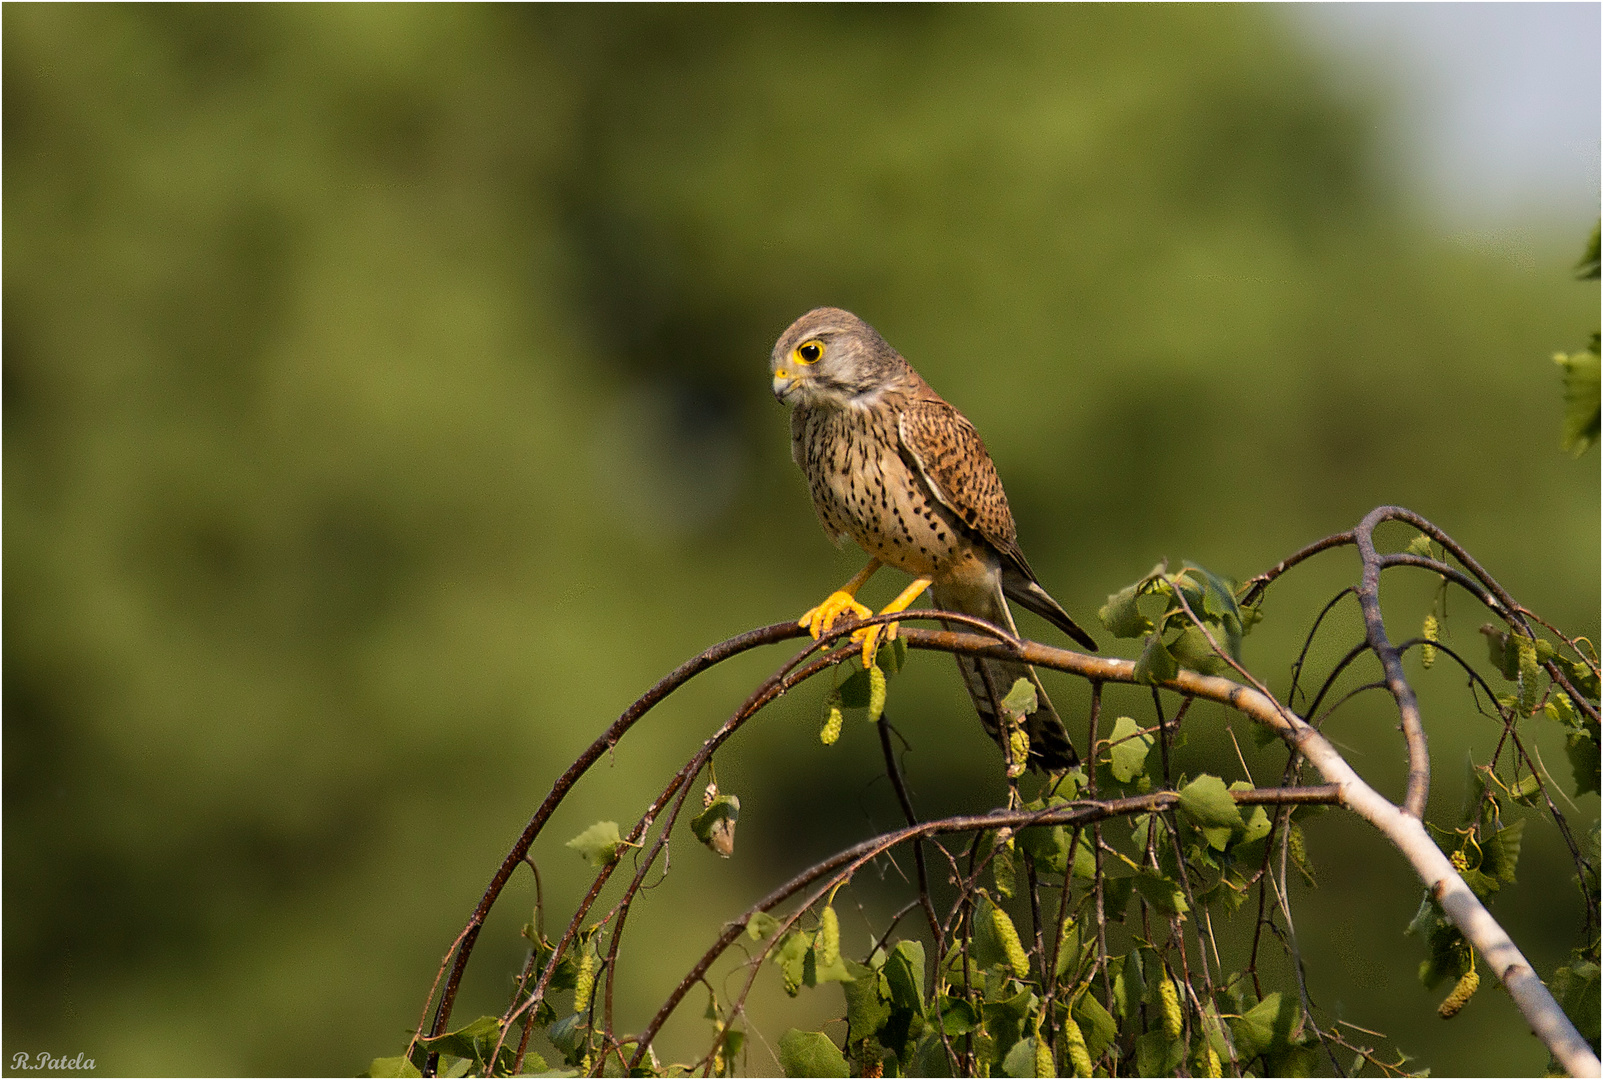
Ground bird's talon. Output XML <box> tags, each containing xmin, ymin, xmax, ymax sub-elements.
<box><xmin>800</xmin><ymin>590</ymin><xmax>873</xmax><ymax>640</ymax></box>
<box><xmin>852</xmin><ymin>622</ymin><xmax>896</xmax><ymax>669</ymax></box>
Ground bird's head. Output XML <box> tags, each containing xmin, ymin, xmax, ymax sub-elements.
<box><xmin>770</xmin><ymin>307</ymin><xmax>905</xmax><ymax>409</ymax></box>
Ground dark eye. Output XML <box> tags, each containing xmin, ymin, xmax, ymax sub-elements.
<box><xmin>795</xmin><ymin>340</ymin><xmax>824</xmax><ymax>364</ymax></box>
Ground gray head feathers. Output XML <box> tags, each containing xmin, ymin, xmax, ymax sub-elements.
<box><xmin>770</xmin><ymin>307</ymin><xmax>913</xmax><ymax>405</ymax></box>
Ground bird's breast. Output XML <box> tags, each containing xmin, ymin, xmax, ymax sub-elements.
<box><xmin>793</xmin><ymin>403</ymin><xmax>972</xmax><ymax>579</ymax></box>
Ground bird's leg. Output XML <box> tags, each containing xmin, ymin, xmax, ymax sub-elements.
<box><xmin>799</xmin><ymin>559</ymin><xmax>882</xmax><ymax>640</ymax></box>
<box><xmin>853</xmin><ymin>576</ymin><xmax>933</xmax><ymax>669</ymax></box>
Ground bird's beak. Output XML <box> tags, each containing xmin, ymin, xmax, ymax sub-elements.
<box><xmin>772</xmin><ymin>368</ymin><xmax>797</xmax><ymax>403</ymax></box>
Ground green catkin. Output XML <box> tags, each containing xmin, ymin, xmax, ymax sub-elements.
<box><xmin>1159</xmin><ymin>976</ymin><xmax>1183</xmax><ymax>1039</ymax></box>
<box><xmin>991</xmin><ymin>904</ymin><xmax>1031</xmax><ymax>977</ymax></box>
<box><xmin>867</xmin><ymin>664</ymin><xmax>887</xmax><ymax>723</ymax></box>
<box><xmin>1008</xmin><ymin>727</ymin><xmax>1030</xmax><ymax>778</ymax></box>
<box><xmin>1202</xmin><ymin>1044</ymin><xmax>1222</xmax><ymax>1078</ymax></box>
<box><xmin>820</xmin><ymin>703</ymin><xmax>844</xmax><ymax>746</ymax></box>
<box><xmin>1061</xmin><ymin>1016</ymin><xmax>1092</xmax><ymax>1078</ymax></box>
<box><xmin>1450</xmin><ymin>849</ymin><xmax>1470</xmax><ymax>872</ymax></box>
<box><xmin>993</xmin><ymin>836</ymin><xmax>1017</xmax><ymax>900</ymax></box>
<box><xmin>816</xmin><ymin>906</ymin><xmax>841</xmax><ymax>968</ymax></box>
<box><xmin>1517</xmin><ymin>636</ymin><xmax>1541</xmax><ymax>714</ymax></box>
<box><xmin>572</xmin><ymin>950</ymin><xmax>596</xmax><ymax>1015</ymax></box>
<box><xmin>1422</xmin><ymin>614</ymin><xmax>1439</xmax><ymax>668</ymax></box>
<box><xmin>1287</xmin><ymin>822</ymin><xmax>1315</xmax><ymax>885</ymax></box>
<box><xmin>1438</xmin><ymin>966</ymin><xmax>1480</xmax><ymax>1018</ymax></box>
<box><xmin>1034</xmin><ymin>1032</ymin><xmax>1054</xmax><ymax>1077</ymax></box>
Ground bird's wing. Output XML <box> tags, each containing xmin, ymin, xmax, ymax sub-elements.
<box><xmin>896</xmin><ymin>398</ymin><xmax>1030</xmax><ymax>569</ymax></box>
<box><xmin>900</xmin><ymin>398</ymin><xmax>1099</xmax><ymax>651</ymax></box>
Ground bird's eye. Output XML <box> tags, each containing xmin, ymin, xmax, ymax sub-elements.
<box><xmin>795</xmin><ymin>340</ymin><xmax>824</xmax><ymax>365</ymax></box>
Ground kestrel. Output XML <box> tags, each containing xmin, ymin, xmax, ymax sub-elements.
<box><xmin>770</xmin><ymin>307</ymin><xmax>1097</xmax><ymax>771</ymax></box>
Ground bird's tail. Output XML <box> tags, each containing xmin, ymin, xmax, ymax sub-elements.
<box><xmin>932</xmin><ymin>582</ymin><xmax>1079</xmax><ymax>771</ymax></box>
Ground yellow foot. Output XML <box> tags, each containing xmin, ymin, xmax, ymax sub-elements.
<box><xmin>851</xmin><ymin>621</ymin><xmax>900</xmax><ymax>669</ymax></box>
<box><xmin>799</xmin><ymin>590</ymin><xmax>873</xmax><ymax>640</ymax></box>
<box><xmin>853</xmin><ymin>576</ymin><xmax>934</xmax><ymax>669</ymax></box>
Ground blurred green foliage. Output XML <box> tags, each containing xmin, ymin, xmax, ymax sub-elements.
<box><xmin>3</xmin><ymin>5</ymin><xmax>1595</xmax><ymax>1076</ymax></box>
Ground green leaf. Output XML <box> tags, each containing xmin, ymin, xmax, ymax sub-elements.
<box><xmin>878</xmin><ymin>1010</ymin><xmax>921</xmax><ymax>1067</ymax></box>
<box><xmin>419</xmin><ymin>1015</ymin><xmax>516</xmax><ymax>1074</ymax></box>
<box><xmin>1266</xmin><ymin>1045</ymin><xmax>1321</xmax><ymax>1078</ymax></box>
<box><xmin>774</xmin><ymin>930</ymin><xmax>811</xmax><ymax>996</ymax></box>
<box><xmin>691</xmin><ymin>795</ymin><xmax>740</xmax><ymax>858</ymax></box>
<box><xmin>366</xmin><ymin>1056</ymin><xmax>422</xmax><ymax>1078</ymax></box>
<box><xmin>1099</xmin><ymin>581</ymin><xmax>1154</xmax><ymax>638</ymax></box>
<box><xmin>1130</xmin><ymin>812</ymin><xmax>1156</xmax><ymax>853</ymax></box>
<box><xmin>1000</xmin><ymin>677</ymin><xmax>1038</xmax><ymax>719</ymax></box>
<box><xmin>883</xmin><ymin>940</ymin><xmax>927</xmax><ymax>1017</ymax></box>
<box><xmin>1558</xmin><ymin>653</ymin><xmax>1601</xmax><ymax>701</ymax></box>
<box><xmin>1073</xmin><ymin>993</ymin><xmax>1118</xmax><ymax>1062</ymax></box>
<box><xmin>1578</xmin><ymin>222</ymin><xmax>1600</xmax><ymax>280</ymax></box>
<box><xmin>1110</xmin><ymin>952</ymin><xmax>1145</xmax><ymax>1022</ymax></box>
<box><xmin>992</xmin><ymin>835</ymin><xmax>1019</xmax><ymax>899</ymax></box>
<box><xmin>1133</xmin><ymin>631</ymin><xmax>1178</xmax><ymax>685</ymax></box>
<box><xmin>1480</xmin><ymin>818</ymin><xmax>1525</xmax><ymax>885</ymax></box>
<box><xmin>938</xmin><ymin>995</ymin><xmax>980</xmax><ymax>1036</ymax></box>
<box><xmin>879</xmin><ymin>636</ymin><xmax>909</xmax><ymax>678</ymax></box>
<box><xmin>778</xmin><ymin>1030</ymin><xmax>849</xmax><ymax>1079</ymax></box>
<box><xmin>1136</xmin><ymin>1029</ymin><xmax>1187</xmax><ymax>1077</ymax></box>
<box><xmin>1459</xmin><ymin>752</ymin><xmax>1491</xmax><ymax>826</ymax></box>
<box><xmin>1547</xmin><ymin>690</ymin><xmax>1579</xmax><ymax>727</ymax></box>
<box><xmin>1405</xmin><ymin>533</ymin><xmax>1434</xmax><ymax>557</ymax></box>
<box><xmin>1101</xmin><ymin>874</ymin><xmax>1134</xmax><ymax>920</ymax></box>
<box><xmin>1557</xmin><ymin>347</ymin><xmax>1601</xmax><ymax>455</ymax></box>
<box><xmin>1107</xmin><ymin>716</ymin><xmax>1154</xmax><ymax>784</ymax></box>
<box><xmin>1168</xmin><ymin>624</ymin><xmax>1230</xmax><ymax>676</ymax></box>
<box><xmin>546</xmin><ymin>1013</ymin><xmax>589</xmax><ymax>1062</ymax></box>
<box><xmin>981</xmin><ymin>989</ymin><xmax>1037</xmax><ymax>1069</ymax></box>
<box><xmin>1132</xmin><ymin>870</ymin><xmax>1189</xmax><ymax>914</ymax></box>
<box><xmin>565</xmin><ymin>821</ymin><xmax>623</xmax><ymax>868</ymax></box>
<box><xmin>747</xmin><ymin>911</ymin><xmax>782</xmax><ymax>941</ymax></box>
<box><xmin>1482</xmin><ymin>626</ymin><xmax>1520</xmax><ymax>681</ymax></box>
<box><xmin>1550</xmin><ymin>957</ymin><xmax>1601</xmax><ymax>1046</ymax></box>
<box><xmin>1568</xmin><ymin>729</ymin><xmax>1601</xmax><ymax>796</ymax></box>
<box><xmin>1406</xmin><ymin>895</ymin><xmax>1471</xmax><ymax>989</ymax></box>
<box><xmin>1071</xmin><ymin>837</ymin><xmax>1096</xmax><ymax>881</ymax></box>
<box><xmin>1186</xmin><ymin>561</ymin><xmax>1247</xmax><ymax>653</ymax></box>
<box><xmin>969</xmin><ymin>895</ymin><xmax>1010</xmax><ymax>972</ymax></box>
<box><xmin>1178</xmin><ymin>774</ymin><xmax>1246</xmax><ymax>831</ymax></box>
<box><xmin>1016</xmin><ymin>809</ymin><xmax>1070</xmax><ymax>875</ymax></box>
<box><xmin>1517</xmin><ymin>636</ymin><xmax>1543</xmax><ymax>714</ymax></box>
<box><xmin>912</xmin><ymin>1032</ymin><xmax>958</xmax><ymax>1078</ymax></box>
<box><xmin>1510</xmin><ymin>772</ymin><xmax>1543</xmax><ymax>805</ymax></box>
<box><xmin>1458</xmin><ymin>864</ymin><xmax>1500</xmax><ymax>899</ymax></box>
<box><xmin>838</xmin><ymin>645</ymin><xmax>906</xmax><ymax>712</ymax></box>
<box><xmin>1200</xmin><ymin>1000</ymin><xmax>1233</xmax><ymax>1061</ymax></box>
<box><xmin>1227</xmin><ymin>991</ymin><xmax>1295</xmax><ymax>1060</ymax></box>
<box><xmin>1056</xmin><ymin>921</ymin><xmax>1087</xmax><ymax>980</ymax></box>
<box><xmin>806</xmin><ymin>937</ymin><xmax>854</xmax><ymax>985</ymax></box>
<box><xmin>843</xmin><ymin>961</ymin><xmax>892</xmax><ymax>1043</ymax></box>
<box><xmin>838</xmin><ymin>666</ymin><xmax>873</xmax><ymax>709</ymax></box>
<box><xmin>1000</xmin><ymin>1037</ymin><xmax>1039</xmax><ymax>1078</ymax></box>
<box><xmin>1230</xmin><ymin>782</ymin><xmax>1272</xmax><ymax>845</ymax></box>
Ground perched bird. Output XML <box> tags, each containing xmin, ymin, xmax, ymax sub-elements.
<box><xmin>770</xmin><ymin>307</ymin><xmax>1097</xmax><ymax>770</ymax></box>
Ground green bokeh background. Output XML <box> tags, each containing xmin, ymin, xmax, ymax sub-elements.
<box><xmin>4</xmin><ymin>5</ymin><xmax>1596</xmax><ymax>1076</ymax></box>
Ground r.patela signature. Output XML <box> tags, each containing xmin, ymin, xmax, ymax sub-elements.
<box><xmin>11</xmin><ymin>1052</ymin><xmax>95</xmax><ymax>1071</ymax></box>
